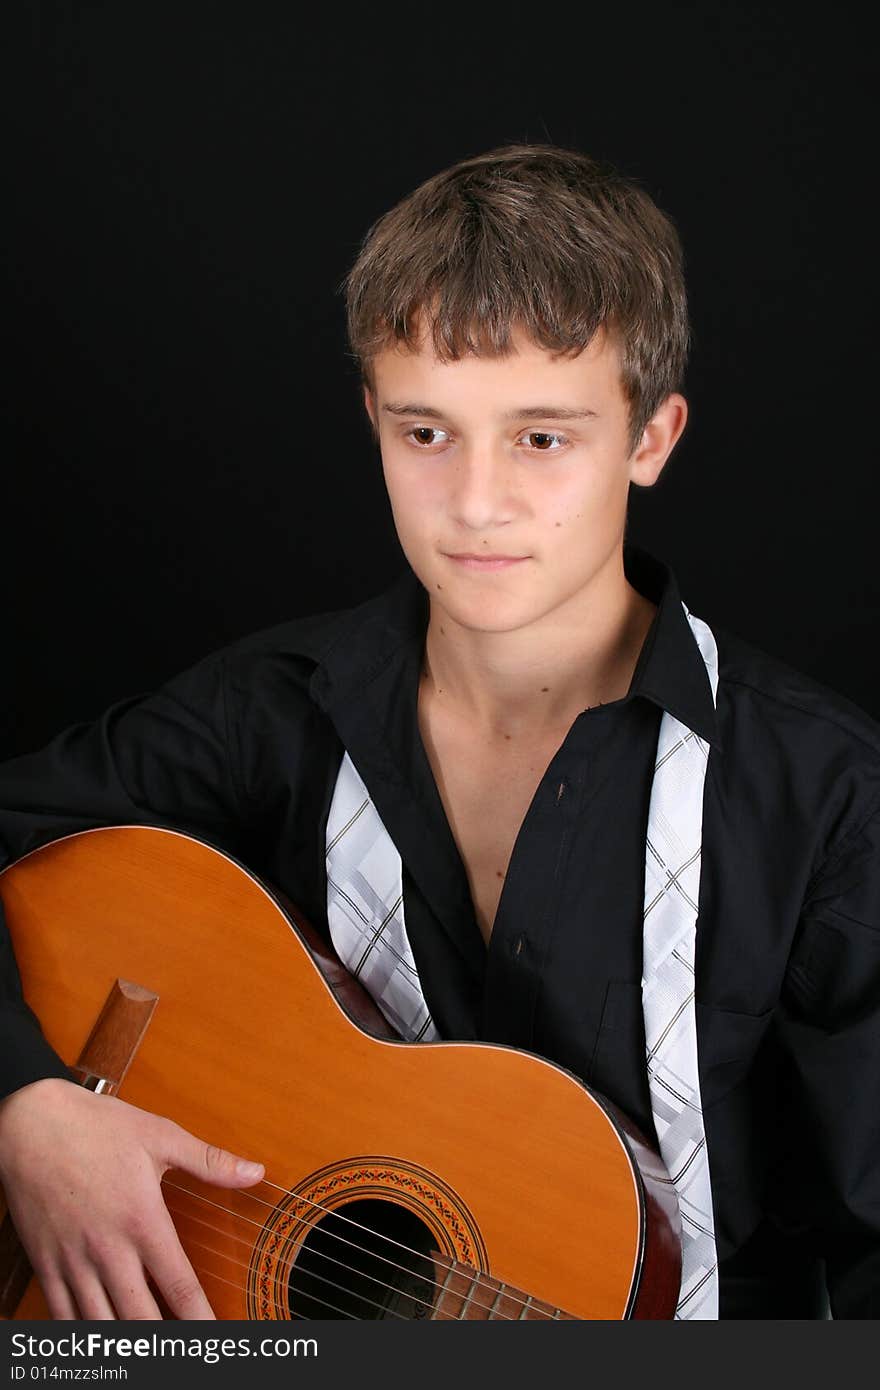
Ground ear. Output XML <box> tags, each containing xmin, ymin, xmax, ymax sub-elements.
<box><xmin>628</xmin><ymin>393</ymin><xmax>688</xmax><ymax>487</ymax></box>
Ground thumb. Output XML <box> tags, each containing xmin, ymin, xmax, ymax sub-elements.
<box><xmin>163</xmin><ymin>1124</ymin><xmax>265</xmax><ymax>1189</ymax></box>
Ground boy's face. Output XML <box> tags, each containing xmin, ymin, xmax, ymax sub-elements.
<box><xmin>364</xmin><ymin>324</ymin><xmax>686</xmax><ymax>638</ymax></box>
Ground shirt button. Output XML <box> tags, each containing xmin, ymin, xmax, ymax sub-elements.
<box><xmin>512</xmin><ymin>934</ymin><xmax>526</xmax><ymax>958</ymax></box>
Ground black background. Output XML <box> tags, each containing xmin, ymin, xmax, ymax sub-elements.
<box><xmin>4</xmin><ymin>3</ymin><xmax>875</xmax><ymax>758</ymax></box>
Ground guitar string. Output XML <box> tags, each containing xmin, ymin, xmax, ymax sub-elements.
<box><xmin>161</xmin><ymin>1184</ymin><xmax>539</xmax><ymax>1323</ymax></box>
<box><xmin>181</xmin><ymin>1244</ymin><xmax>356</xmax><ymax>1320</ymax></box>
<box><xmin>168</xmin><ymin>1197</ymin><xmax>529</xmax><ymax>1323</ymax></box>
<box><xmin>164</xmin><ymin>1177</ymin><xmax>553</xmax><ymax>1319</ymax></box>
<box><xmin>171</xmin><ymin>1214</ymin><xmax>430</xmax><ymax>1321</ymax></box>
<box><xmin>163</xmin><ymin>1174</ymin><xmax>544</xmax><ymax>1315</ymax></box>
<box><xmin>176</xmin><ymin>1219</ymin><xmax>524</xmax><ymax>1322</ymax></box>
<box><xmin>163</xmin><ymin>1182</ymin><xmax>546</xmax><ymax>1320</ymax></box>
<box><xmin>165</xmin><ymin>1195</ymin><xmax>442</xmax><ymax>1318</ymax></box>
<box><xmin>185</xmin><ymin>1251</ymin><xmax>468</xmax><ymax>1324</ymax></box>
<box><xmin>171</xmin><ymin>1213</ymin><xmax>489</xmax><ymax>1322</ymax></box>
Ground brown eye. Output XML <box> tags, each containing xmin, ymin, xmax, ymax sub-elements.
<box><xmin>411</xmin><ymin>427</ymin><xmax>437</xmax><ymax>446</ymax></box>
<box><xmin>525</xmin><ymin>430</ymin><xmax>566</xmax><ymax>451</ymax></box>
<box><xmin>520</xmin><ymin>429</ymin><xmax>569</xmax><ymax>453</ymax></box>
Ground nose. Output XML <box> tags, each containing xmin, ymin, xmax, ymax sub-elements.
<box><xmin>447</xmin><ymin>445</ymin><xmax>518</xmax><ymax>531</ymax></box>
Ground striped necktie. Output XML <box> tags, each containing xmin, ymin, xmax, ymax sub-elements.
<box><xmin>639</xmin><ymin>603</ymin><xmax>719</xmax><ymax>1318</ymax></box>
<box><xmin>324</xmin><ymin>600</ymin><xmax>719</xmax><ymax>1318</ymax></box>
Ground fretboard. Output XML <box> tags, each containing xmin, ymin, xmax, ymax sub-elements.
<box><xmin>429</xmin><ymin>1251</ymin><xmax>573</xmax><ymax>1321</ymax></box>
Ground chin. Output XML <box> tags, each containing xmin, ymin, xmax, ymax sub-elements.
<box><xmin>432</xmin><ymin>590</ymin><xmax>547</xmax><ymax>635</ymax></box>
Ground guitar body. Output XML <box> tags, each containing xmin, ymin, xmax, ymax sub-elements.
<box><xmin>0</xmin><ymin>826</ymin><xmax>680</xmax><ymax>1319</ymax></box>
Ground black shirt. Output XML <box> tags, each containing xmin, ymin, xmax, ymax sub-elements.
<box><xmin>1</xmin><ymin>544</ymin><xmax>879</xmax><ymax>1317</ymax></box>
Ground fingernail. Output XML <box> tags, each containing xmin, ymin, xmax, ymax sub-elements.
<box><xmin>236</xmin><ymin>1159</ymin><xmax>264</xmax><ymax>1179</ymax></box>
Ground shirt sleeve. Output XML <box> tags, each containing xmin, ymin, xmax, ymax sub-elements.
<box><xmin>777</xmin><ymin>795</ymin><xmax>880</xmax><ymax>1318</ymax></box>
<box><xmin>0</xmin><ymin>648</ymin><xmax>247</xmax><ymax>1099</ymax></box>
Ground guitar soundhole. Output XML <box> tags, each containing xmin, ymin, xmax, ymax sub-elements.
<box><xmin>288</xmin><ymin>1197</ymin><xmax>438</xmax><ymax>1320</ymax></box>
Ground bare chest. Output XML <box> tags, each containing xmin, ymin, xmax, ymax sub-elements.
<box><xmin>418</xmin><ymin>709</ymin><xmax>565</xmax><ymax>947</ymax></box>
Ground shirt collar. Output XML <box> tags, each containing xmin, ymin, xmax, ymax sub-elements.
<box><xmin>621</xmin><ymin>545</ymin><xmax>723</xmax><ymax>752</ymax></box>
<box><xmin>310</xmin><ymin>543</ymin><xmax>722</xmax><ymax>753</ymax></box>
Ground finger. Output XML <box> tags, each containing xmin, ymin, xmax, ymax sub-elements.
<box><xmin>163</xmin><ymin>1124</ymin><xmax>264</xmax><ymax>1189</ymax></box>
<box><xmin>66</xmin><ymin>1268</ymin><xmax>118</xmax><ymax>1320</ymax></box>
<box><xmin>104</xmin><ymin>1257</ymin><xmax>163</xmax><ymax>1320</ymax></box>
<box><xmin>39</xmin><ymin>1273</ymin><xmax>79</xmax><ymax>1320</ymax></box>
<box><xmin>143</xmin><ymin>1226</ymin><xmax>215</xmax><ymax>1320</ymax></box>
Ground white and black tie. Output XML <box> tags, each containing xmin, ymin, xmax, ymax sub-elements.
<box><xmin>640</xmin><ymin>603</ymin><xmax>719</xmax><ymax>1319</ymax></box>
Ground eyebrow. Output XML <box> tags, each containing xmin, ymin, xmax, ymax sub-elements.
<box><xmin>381</xmin><ymin>402</ymin><xmax>599</xmax><ymax>421</ymax></box>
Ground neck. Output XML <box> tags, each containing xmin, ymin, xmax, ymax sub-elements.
<box><xmin>420</xmin><ymin>550</ymin><xmax>657</xmax><ymax>738</ymax></box>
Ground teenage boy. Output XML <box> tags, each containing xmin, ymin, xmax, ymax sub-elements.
<box><xmin>0</xmin><ymin>145</ymin><xmax>877</xmax><ymax>1320</ymax></box>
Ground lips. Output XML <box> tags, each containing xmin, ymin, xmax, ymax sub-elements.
<box><xmin>443</xmin><ymin>553</ymin><xmax>530</xmax><ymax>569</ymax></box>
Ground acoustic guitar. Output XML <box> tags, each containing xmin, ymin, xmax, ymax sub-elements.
<box><xmin>0</xmin><ymin>826</ymin><xmax>681</xmax><ymax>1320</ymax></box>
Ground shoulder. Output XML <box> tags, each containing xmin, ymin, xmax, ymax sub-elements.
<box><xmin>713</xmin><ymin>623</ymin><xmax>880</xmax><ymax>760</ymax></box>
<box><xmin>202</xmin><ymin>575</ymin><xmax>421</xmax><ymax>705</ymax></box>
<box><xmin>220</xmin><ymin>605</ymin><xmax>357</xmax><ymax>674</ymax></box>
<box><xmin>708</xmin><ymin>620</ymin><xmax>880</xmax><ymax>877</ymax></box>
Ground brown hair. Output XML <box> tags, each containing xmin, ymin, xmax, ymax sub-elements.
<box><xmin>343</xmin><ymin>143</ymin><xmax>690</xmax><ymax>453</ymax></box>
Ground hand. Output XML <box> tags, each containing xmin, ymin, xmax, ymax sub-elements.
<box><xmin>0</xmin><ymin>1077</ymin><xmax>265</xmax><ymax>1319</ymax></box>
